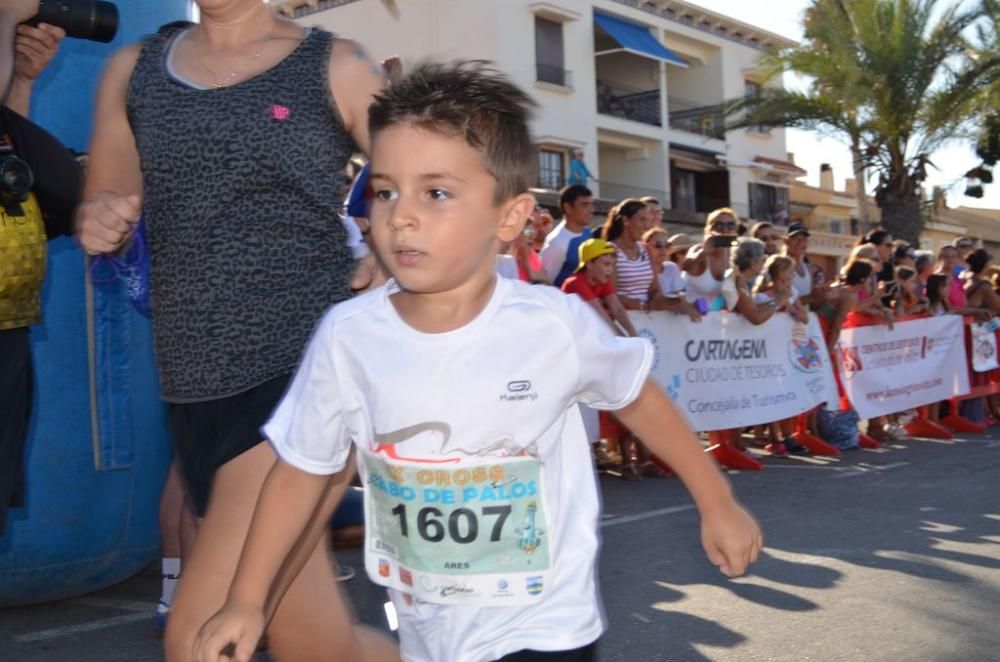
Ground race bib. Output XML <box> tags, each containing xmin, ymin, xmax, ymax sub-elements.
<box><xmin>361</xmin><ymin>450</ymin><xmax>552</xmax><ymax>606</ymax></box>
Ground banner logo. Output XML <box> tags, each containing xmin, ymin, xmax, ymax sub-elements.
<box><xmin>788</xmin><ymin>328</ymin><xmax>824</xmax><ymax>373</ymax></box>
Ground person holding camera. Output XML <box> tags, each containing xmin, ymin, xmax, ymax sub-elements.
<box><xmin>682</xmin><ymin>207</ymin><xmax>740</xmax><ymax>312</ymax></box>
<box><xmin>0</xmin><ymin>0</ymin><xmax>82</xmax><ymax>538</ymax></box>
<box><xmin>75</xmin><ymin>1</ymin><xmax>397</xmax><ymax>660</ymax></box>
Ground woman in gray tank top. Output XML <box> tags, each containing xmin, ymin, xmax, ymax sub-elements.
<box><xmin>76</xmin><ymin>2</ymin><xmax>397</xmax><ymax>660</ymax></box>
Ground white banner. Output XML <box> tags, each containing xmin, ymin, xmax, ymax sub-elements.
<box><xmin>970</xmin><ymin>320</ymin><xmax>1000</xmax><ymax>372</ymax></box>
<box><xmin>629</xmin><ymin>311</ymin><xmax>839</xmax><ymax>431</ymax></box>
<box><xmin>835</xmin><ymin>315</ymin><xmax>970</xmax><ymax>419</ymax></box>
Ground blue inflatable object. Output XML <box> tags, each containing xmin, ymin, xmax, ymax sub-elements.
<box><xmin>0</xmin><ymin>0</ymin><xmax>190</xmax><ymax>606</ymax></box>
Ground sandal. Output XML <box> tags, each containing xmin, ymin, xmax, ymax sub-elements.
<box><xmin>639</xmin><ymin>461</ymin><xmax>669</xmax><ymax>478</ymax></box>
<box><xmin>620</xmin><ymin>462</ymin><xmax>642</xmax><ymax>481</ymax></box>
<box><xmin>593</xmin><ymin>446</ymin><xmax>617</xmax><ymax>470</ymax></box>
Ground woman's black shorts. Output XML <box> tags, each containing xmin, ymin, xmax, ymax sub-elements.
<box><xmin>497</xmin><ymin>641</ymin><xmax>598</xmax><ymax>662</ymax></box>
<box><xmin>168</xmin><ymin>374</ymin><xmax>291</xmax><ymax>516</ymax></box>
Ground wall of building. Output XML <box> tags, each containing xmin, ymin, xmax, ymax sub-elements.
<box><xmin>664</xmin><ymin>47</ymin><xmax>723</xmax><ymax>106</ymax></box>
<box><xmin>298</xmin><ymin>0</ymin><xmax>498</xmax><ymax>65</ymax></box>
<box><xmin>598</xmin><ymin>140</ymin><xmax>667</xmax><ymax>201</ymax></box>
<box><xmin>595</xmin><ymin>52</ymin><xmax>659</xmax><ymax>93</ymax></box>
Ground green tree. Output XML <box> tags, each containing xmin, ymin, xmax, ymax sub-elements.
<box><xmin>727</xmin><ymin>0</ymin><xmax>1000</xmax><ymax>245</ymax></box>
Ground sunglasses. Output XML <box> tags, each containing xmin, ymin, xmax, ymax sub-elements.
<box><xmin>713</xmin><ymin>222</ymin><xmax>737</xmax><ymax>231</ymax></box>
<box><xmin>650</xmin><ymin>241</ymin><xmax>671</xmax><ymax>249</ymax></box>
<box><xmin>522</xmin><ymin>226</ymin><xmax>537</xmax><ymax>238</ymax></box>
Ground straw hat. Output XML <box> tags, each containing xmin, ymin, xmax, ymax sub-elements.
<box><xmin>666</xmin><ymin>233</ymin><xmax>695</xmax><ymax>257</ymax></box>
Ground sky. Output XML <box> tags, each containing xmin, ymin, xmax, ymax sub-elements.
<box><xmin>690</xmin><ymin>0</ymin><xmax>1000</xmax><ymax>212</ymax></box>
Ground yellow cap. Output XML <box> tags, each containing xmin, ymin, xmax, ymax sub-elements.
<box><xmin>576</xmin><ymin>238</ymin><xmax>617</xmax><ymax>272</ymax></box>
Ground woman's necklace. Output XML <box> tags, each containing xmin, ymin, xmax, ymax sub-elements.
<box><xmin>619</xmin><ymin>239</ymin><xmax>639</xmax><ymax>260</ymax></box>
<box><xmin>194</xmin><ymin>31</ymin><xmax>273</xmax><ymax>89</ymax></box>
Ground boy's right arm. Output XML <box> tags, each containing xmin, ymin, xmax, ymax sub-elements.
<box><xmin>193</xmin><ymin>458</ymin><xmax>342</xmax><ymax>662</ymax></box>
<box><xmin>615</xmin><ymin>381</ymin><xmax>763</xmax><ymax>577</ymax></box>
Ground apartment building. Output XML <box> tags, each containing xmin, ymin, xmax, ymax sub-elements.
<box><xmin>789</xmin><ymin>162</ymin><xmax>875</xmax><ymax>276</ymax></box>
<box><xmin>928</xmin><ymin>201</ymin><xmax>1000</xmax><ymax>255</ymax></box>
<box><xmin>270</xmin><ymin>0</ymin><xmax>797</xmax><ymax>228</ymax></box>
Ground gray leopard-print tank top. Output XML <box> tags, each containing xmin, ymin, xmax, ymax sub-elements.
<box><xmin>127</xmin><ymin>26</ymin><xmax>357</xmax><ymax>402</ymax></box>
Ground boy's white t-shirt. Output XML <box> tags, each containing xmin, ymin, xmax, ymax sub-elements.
<box><xmin>264</xmin><ymin>277</ymin><xmax>652</xmax><ymax>662</ymax></box>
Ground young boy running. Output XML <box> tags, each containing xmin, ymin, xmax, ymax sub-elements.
<box><xmin>194</xmin><ymin>61</ymin><xmax>762</xmax><ymax>662</ymax></box>
<box><xmin>561</xmin><ymin>237</ymin><xmax>639</xmax><ymax>337</ymax></box>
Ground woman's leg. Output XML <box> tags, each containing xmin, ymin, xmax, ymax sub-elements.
<box><xmin>164</xmin><ymin>442</ymin><xmax>396</xmax><ymax>662</ymax></box>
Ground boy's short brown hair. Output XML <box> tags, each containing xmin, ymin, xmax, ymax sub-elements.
<box><xmin>368</xmin><ymin>60</ymin><xmax>538</xmax><ymax>204</ymax></box>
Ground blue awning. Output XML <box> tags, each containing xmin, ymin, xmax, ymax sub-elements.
<box><xmin>594</xmin><ymin>12</ymin><xmax>688</xmax><ymax>68</ymax></box>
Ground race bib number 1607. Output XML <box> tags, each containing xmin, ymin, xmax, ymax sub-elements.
<box><xmin>361</xmin><ymin>450</ymin><xmax>551</xmax><ymax>606</ymax></box>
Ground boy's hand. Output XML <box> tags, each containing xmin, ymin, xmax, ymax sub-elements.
<box><xmin>14</xmin><ymin>23</ymin><xmax>64</xmax><ymax>83</ymax></box>
<box><xmin>193</xmin><ymin>602</ymin><xmax>266</xmax><ymax>662</ymax></box>
<box><xmin>700</xmin><ymin>501</ymin><xmax>763</xmax><ymax>578</ymax></box>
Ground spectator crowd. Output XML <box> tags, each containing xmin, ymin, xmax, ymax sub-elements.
<box><xmin>494</xmin><ymin>184</ymin><xmax>1000</xmax><ymax>477</ymax></box>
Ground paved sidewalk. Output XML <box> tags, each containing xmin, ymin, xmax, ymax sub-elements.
<box><xmin>2</xmin><ymin>431</ymin><xmax>998</xmax><ymax>661</ymax></box>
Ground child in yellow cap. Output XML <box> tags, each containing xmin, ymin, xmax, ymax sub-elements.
<box><xmin>561</xmin><ymin>238</ymin><xmax>639</xmax><ymax>338</ymax></box>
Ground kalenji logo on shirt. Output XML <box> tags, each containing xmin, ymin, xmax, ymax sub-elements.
<box><xmin>501</xmin><ymin>380</ymin><xmax>538</xmax><ymax>402</ymax></box>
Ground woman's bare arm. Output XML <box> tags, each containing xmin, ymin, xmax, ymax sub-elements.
<box><xmin>328</xmin><ymin>39</ymin><xmax>386</xmax><ymax>154</ymax></box>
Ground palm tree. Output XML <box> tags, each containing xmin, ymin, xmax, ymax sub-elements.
<box><xmin>727</xmin><ymin>0</ymin><xmax>1000</xmax><ymax>245</ymax></box>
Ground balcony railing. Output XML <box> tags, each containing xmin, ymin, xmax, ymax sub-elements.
<box><xmin>667</xmin><ymin>98</ymin><xmax>725</xmax><ymax>138</ymax></box>
<box><xmin>596</xmin><ymin>80</ymin><xmax>662</xmax><ymax>127</ymax></box>
<box><xmin>536</xmin><ymin>63</ymin><xmax>573</xmax><ymax>89</ymax></box>
<box><xmin>599</xmin><ymin>181</ymin><xmax>668</xmax><ymax>204</ymax></box>
<box><xmin>673</xmin><ymin>195</ymin><xmax>749</xmax><ymax>219</ymax></box>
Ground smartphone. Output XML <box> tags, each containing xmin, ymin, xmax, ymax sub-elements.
<box><xmin>711</xmin><ymin>235</ymin><xmax>737</xmax><ymax>248</ymax></box>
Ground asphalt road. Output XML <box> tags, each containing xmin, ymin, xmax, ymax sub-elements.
<box><xmin>2</xmin><ymin>430</ymin><xmax>998</xmax><ymax>662</ymax></box>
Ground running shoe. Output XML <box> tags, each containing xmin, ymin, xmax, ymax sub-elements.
<box><xmin>154</xmin><ymin>600</ymin><xmax>169</xmax><ymax>638</ymax></box>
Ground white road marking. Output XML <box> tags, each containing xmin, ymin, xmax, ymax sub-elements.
<box><xmin>15</xmin><ymin>612</ymin><xmax>150</xmax><ymax>643</ymax></box>
<box><xmin>601</xmin><ymin>504</ymin><xmax>696</xmax><ymax>528</ymax></box>
<box><xmin>70</xmin><ymin>598</ymin><xmax>152</xmax><ymax>612</ymax></box>
<box><xmin>833</xmin><ymin>461</ymin><xmax>910</xmax><ymax>479</ymax></box>
<box><xmin>763</xmin><ymin>465</ymin><xmax>845</xmax><ymax>470</ymax></box>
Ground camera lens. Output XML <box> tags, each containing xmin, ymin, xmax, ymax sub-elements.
<box><xmin>32</xmin><ymin>1</ymin><xmax>119</xmax><ymax>44</ymax></box>
<box><xmin>0</xmin><ymin>155</ymin><xmax>34</xmax><ymax>201</ymax></box>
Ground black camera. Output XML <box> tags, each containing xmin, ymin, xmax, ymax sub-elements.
<box><xmin>0</xmin><ymin>140</ymin><xmax>34</xmax><ymax>215</ymax></box>
<box><xmin>28</xmin><ymin>1</ymin><xmax>119</xmax><ymax>43</ymax></box>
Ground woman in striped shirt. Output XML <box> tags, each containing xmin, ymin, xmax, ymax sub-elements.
<box><xmin>598</xmin><ymin>199</ymin><xmax>668</xmax><ymax>479</ymax></box>
<box><xmin>599</xmin><ymin>198</ymin><xmax>656</xmax><ymax>311</ymax></box>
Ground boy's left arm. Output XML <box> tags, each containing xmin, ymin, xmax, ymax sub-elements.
<box><xmin>615</xmin><ymin>380</ymin><xmax>763</xmax><ymax>577</ymax></box>
<box><xmin>604</xmin><ymin>293</ymin><xmax>638</xmax><ymax>337</ymax></box>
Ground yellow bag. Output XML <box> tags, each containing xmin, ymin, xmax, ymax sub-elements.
<box><xmin>0</xmin><ymin>193</ymin><xmax>47</xmax><ymax>330</ymax></box>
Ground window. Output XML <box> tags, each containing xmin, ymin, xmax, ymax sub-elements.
<box><xmin>538</xmin><ymin>148</ymin><xmax>565</xmax><ymax>189</ymax></box>
<box><xmin>748</xmin><ymin>183</ymin><xmax>789</xmax><ymax>224</ymax></box>
<box><xmin>535</xmin><ymin>17</ymin><xmax>568</xmax><ymax>86</ymax></box>
<box><xmin>744</xmin><ymin>80</ymin><xmax>770</xmax><ymax>133</ymax></box>
<box><xmin>672</xmin><ymin>170</ymin><xmax>697</xmax><ymax>212</ymax></box>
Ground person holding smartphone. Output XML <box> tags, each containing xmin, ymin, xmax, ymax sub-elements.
<box><xmin>682</xmin><ymin>207</ymin><xmax>739</xmax><ymax>312</ymax></box>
